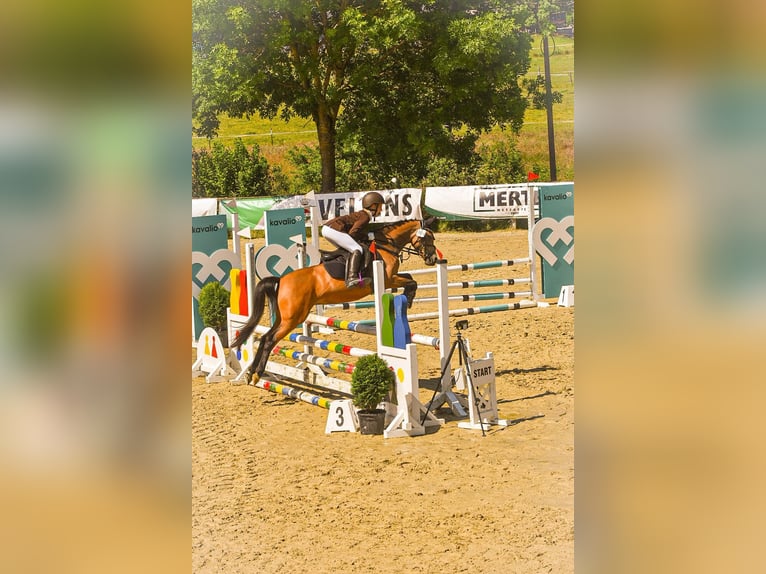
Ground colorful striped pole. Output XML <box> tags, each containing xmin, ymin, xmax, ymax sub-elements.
<box><xmin>305</xmin><ymin>313</ymin><xmax>378</xmax><ymax>335</ymax></box>
<box><xmin>271</xmin><ymin>344</ymin><xmax>357</xmax><ymax>375</ymax></box>
<box><xmin>245</xmin><ymin>323</ymin><xmax>375</xmax><ymax>357</ymax></box>
<box><xmin>254</xmin><ymin>377</ymin><xmax>333</xmax><ymax>409</ymax></box>
<box><xmin>304</xmin><ymin>313</ymin><xmax>440</xmax><ymax>349</ymax></box>
<box><xmin>285</xmin><ymin>332</ymin><xmax>374</xmax><ymax>358</ymax></box>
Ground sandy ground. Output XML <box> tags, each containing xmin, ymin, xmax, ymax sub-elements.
<box><xmin>192</xmin><ymin>229</ymin><xmax>574</xmax><ymax>573</ymax></box>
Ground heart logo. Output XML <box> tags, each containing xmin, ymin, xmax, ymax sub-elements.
<box><xmin>533</xmin><ymin>215</ymin><xmax>574</xmax><ymax>266</ymax></box>
<box><xmin>192</xmin><ymin>249</ymin><xmax>242</xmax><ymax>299</ymax></box>
<box><xmin>255</xmin><ymin>243</ymin><xmax>321</xmax><ymax>279</ymax></box>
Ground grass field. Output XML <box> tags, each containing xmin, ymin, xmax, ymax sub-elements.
<box><xmin>517</xmin><ymin>34</ymin><xmax>574</xmax><ymax>180</ymax></box>
<box><xmin>192</xmin><ymin>33</ymin><xmax>574</xmax><ymax>181</ymax></box>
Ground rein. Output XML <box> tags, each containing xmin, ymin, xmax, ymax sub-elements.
<box><xmin>371</xmin><ymin>222</ymin><xmax>422</xmax><ymax>261</ymax></box>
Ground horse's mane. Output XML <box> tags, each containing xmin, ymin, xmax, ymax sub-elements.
<box><xmin>373</xmin><ymin>218</ymin><xmax>420</xmax><ymax>233</ymax></box>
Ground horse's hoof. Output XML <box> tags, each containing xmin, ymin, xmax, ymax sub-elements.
<box><xmin>250</xmin><ymin>374</ymin><xmax>260</xmax><ymax>384</ymax></box>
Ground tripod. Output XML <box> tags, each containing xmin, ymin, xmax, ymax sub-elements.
<box><xmin>422</xmin><ymin>319</ymin><xmax>486</xmax><ymax>437</ymax></box>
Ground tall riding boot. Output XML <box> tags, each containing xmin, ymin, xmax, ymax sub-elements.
<box><xmin>345</xmin><ymin>250</ymin><xmax>364</xmax><ymax>288</ymax></box>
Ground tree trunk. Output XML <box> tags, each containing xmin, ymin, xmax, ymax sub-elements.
<box><xmin>315</xmin><ymin>107</ymin><xmax>337</xmax><ymax>193</ymax></box>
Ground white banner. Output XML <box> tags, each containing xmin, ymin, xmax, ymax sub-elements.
<box><xmin>314</xmin><ymin>188</ymin><xmax>423</xmax><ymax>225</ymax></box>
<box><xmin>192</xmin><ymin>198</ymin><xmax>218</xmax><ymax>217</ymax></box>
<box><xmin>425</xmin><ymin>184</ymin><xmax>536</xmax><ymax>219</ymax></box>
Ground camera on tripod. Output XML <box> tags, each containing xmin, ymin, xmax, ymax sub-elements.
<box><xmin>422</xmin><ymin>317</ymin><xmax>489</xmax><ymax>436</ymax></box>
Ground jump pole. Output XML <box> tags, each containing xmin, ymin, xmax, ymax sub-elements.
<box><xmin>403</xmin><ymin>258</ymin><xmax>531</xmax><ymax>276</ymax></box>
<box><xmin>304</xmin><ymin>313</ymin><xmax>441</xmax><ymax>349</ymax></box>
<box><xmin>322</xmin><ymin>289</ymin><xmax>534</xmax><ymax>310</ymax></box>
<box><xmin>253</xmin><ymin>376</ymin><xmax>334</xmax><ymax>409</ymax></box>
<box><xmin>384</xmin><ymin>301</ymin><xmax>540</xmax><ymax>322</ymax></box>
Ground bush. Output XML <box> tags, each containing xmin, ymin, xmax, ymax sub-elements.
<box><xmin>198</xmin><ymin>282</ymin><xmax>230</xmax><ymax>331</ymax></box>
<box><xmin>351</xmin><ymin>354</ymin><xmax>395</xmax><ymax>411</ymax></box>
<box><xmin>286</xmin><ymin>145</ymin><xmax>322</xmax><ymax>193</ymax></box>
<box><xmin>475</xmin><ymin>138</ymin><xmax>524</xmax><ymax>184</ymax></box>
<box><xmin>192</xmin><ymin>139</ymin><xmax>274</xmax><ymax>197</ymax></box>
<box><xmin>422</xmin><ymin>156</ymin><xmax>475</xmax><ymax>187</ymax></box>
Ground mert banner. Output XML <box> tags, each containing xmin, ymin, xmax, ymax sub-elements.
<box><xmin>533</xmin><ymin>183</ymin><xmax>574</xmax><ymax>298</ymax></box>
<box><xmin>314</xmin><ymin>188</ymin><xmax>422</xmax><ymax>224</ymax></box>
<box><xmin>424</xmin><ymin>184</ymin><xmax>537</xmax><ymax>220</ymax></box>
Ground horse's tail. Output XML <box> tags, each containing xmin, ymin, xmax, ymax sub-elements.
<box><xmin>230</xmin><ymin>276</ymin><xmax>280</xmax><ymax>349</ymax></box>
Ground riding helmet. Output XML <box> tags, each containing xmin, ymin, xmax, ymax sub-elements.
<box><xmin>362</xmin><ymin>191</ymin><xmax>384</xmax><ymax>209</ymax></box>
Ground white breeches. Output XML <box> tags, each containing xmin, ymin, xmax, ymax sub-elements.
<box><xmin>321</xmin><ymin>226</ymin><xmax>363</xmax><ymax>253</ymax></box>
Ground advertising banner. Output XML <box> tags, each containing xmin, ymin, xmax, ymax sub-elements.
<box><xmin>255</xmin><ymin>208</ymin><xmax>320</xmax><ymax>279</ymax></box>
<box><xmin>223</xmin><ymin>197</ymin><xmax>280</xmax><ymax>229</ymax></box>
<box><xmin>264</xmin><ymin>207</ymin><xmax>306</xmax><ymax>247</ymax></box>
<box><xmin>533</xmin><ymin>183</ymin><xmax>574</xmax><ymax>298</ymax></box>
<box><xmin>424</xmin><ymin>184</ymin><xmax>536</xmax><ymax>220</ymax></box>
<box><xmin>192</xmin><ymin>215</ymin><xmax>239</xmax><ymax>340</ymax></box>
<box><xmin>192</xmin><ymin>198</ymin><xmax>218</xmax><ymax>217</ymax></box>
<box><xmin>313</xmin><ymin>188</ymin><xmax>422</xmax><ymax>224</ymax></box>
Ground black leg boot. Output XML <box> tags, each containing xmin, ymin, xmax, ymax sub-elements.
<box><xmin>345</xmin><ymin>250</ymin><xmax>364</xmax><ymax>287</ymax></box>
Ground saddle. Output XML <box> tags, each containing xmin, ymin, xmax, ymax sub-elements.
<box><xmin>320</xmin><ymin>243</ymin><xmax>375</xmax><ymax>281</ymax></box>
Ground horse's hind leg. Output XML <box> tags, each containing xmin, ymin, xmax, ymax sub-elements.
<box><xmin>247</xmin><ymin>324</ymin><xmax>278</xmax><ymax>382</ymax></box>
<box><xmin>248</xmin><ymin>310</ymin><xmax>308</xmax><ymax>383</ymax></box>
<box><xmin>247</xmin><ymin>270</ymin><xmax>317</xmax><ymax>383</ymax></box>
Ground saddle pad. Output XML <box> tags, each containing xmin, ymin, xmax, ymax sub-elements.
<box><xmin>322</xmin><ymin>249</ymin><xmax>374</xmax><ymax>281</ymax></box>
<box><xmin>323</xmin><ymin>258</ymin><xmax>346</xmax><ymax>280</ymax></box>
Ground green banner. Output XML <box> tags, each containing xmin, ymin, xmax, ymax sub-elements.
<box><xmin>252</xmin><ymin>208</ymin><xmax>308</xmax><ymax>279</ymax></box>
<box><xmin>534</xmin><ymin>183</ymin><xmax>574</xmax><ymax>298</ymax></box>
<box><xmin>221</xmin><ymin>197</ymin><xmax>280</xmax><ymax>229</ymax></box>
<box><xmin>264</xmin><ymin>207</ymin><xmax>306</xmax><ymax>247</ymax></box>
<box><xmin>192</xmin><ymin>215</ymin><xmax>239</xmax><ymax>339</ymax></box>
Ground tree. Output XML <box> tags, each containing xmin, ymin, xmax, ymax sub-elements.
<box><xmin>193</xmin><ymin>0</ymin><xmax>531</xmax><ymax>192</ymax></box>
<box><xmin>338</xmin><ymin>2</ymin><xmax>531</xmax><ymax>186</ymax></box>
<box><xmin>193</xmin><ymin>0</ymin><xmax>366</xmax><ymax>193</ymax></box>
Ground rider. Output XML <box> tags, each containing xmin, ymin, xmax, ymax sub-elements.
<box><xmin>321</xmin><ymin>191</ymin><xmax>385</xmax><ymax>288</ymax></box>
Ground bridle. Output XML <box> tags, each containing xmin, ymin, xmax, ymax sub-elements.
<box><xmin>372</xmin><ymin>221</ymin><xmax>436</xmax><ymax>262</ymax></box>
<box><xmin>407</xmin><ymin>227</ymin><xmax>437</xmax><ymax>262</ymax></box>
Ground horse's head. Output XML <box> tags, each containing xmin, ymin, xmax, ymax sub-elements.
<box><xmin>410</xmin><ymin>216</ymin><xmax>439</xmax><ymax>266</ymax></box>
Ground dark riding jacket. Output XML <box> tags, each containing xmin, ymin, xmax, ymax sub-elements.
<box><xmin>324</xmin><ymin>210</ymin><xmax>372</xmax><ymax>240</ymax></box>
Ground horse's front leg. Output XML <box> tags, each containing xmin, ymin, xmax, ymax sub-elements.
<box><xmin>388</xmin><ymin>273</ymin><xmax>417</xmax><ymax>308</ymax></box>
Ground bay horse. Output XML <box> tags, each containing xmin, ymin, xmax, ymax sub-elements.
<box><xmin>231</xmin><ymin>216</ymin><xmax>440</xmax><ymax>383</ymax></box>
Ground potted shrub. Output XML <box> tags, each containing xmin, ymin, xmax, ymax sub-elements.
<box><xmin>198</xmin><ymin>282</ymin><xmax>231</xmax><ymax>346</ymax></box>
<box><xmin>351</xmin><ymin>353</ymin><xmax>395</xmax><ymax>435</ymax></box>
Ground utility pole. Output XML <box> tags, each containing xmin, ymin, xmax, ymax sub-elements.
<box><xmin>542</xmin><ymin>33</ymin><xmax>557</xmax><ymax>181</ymax></box>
